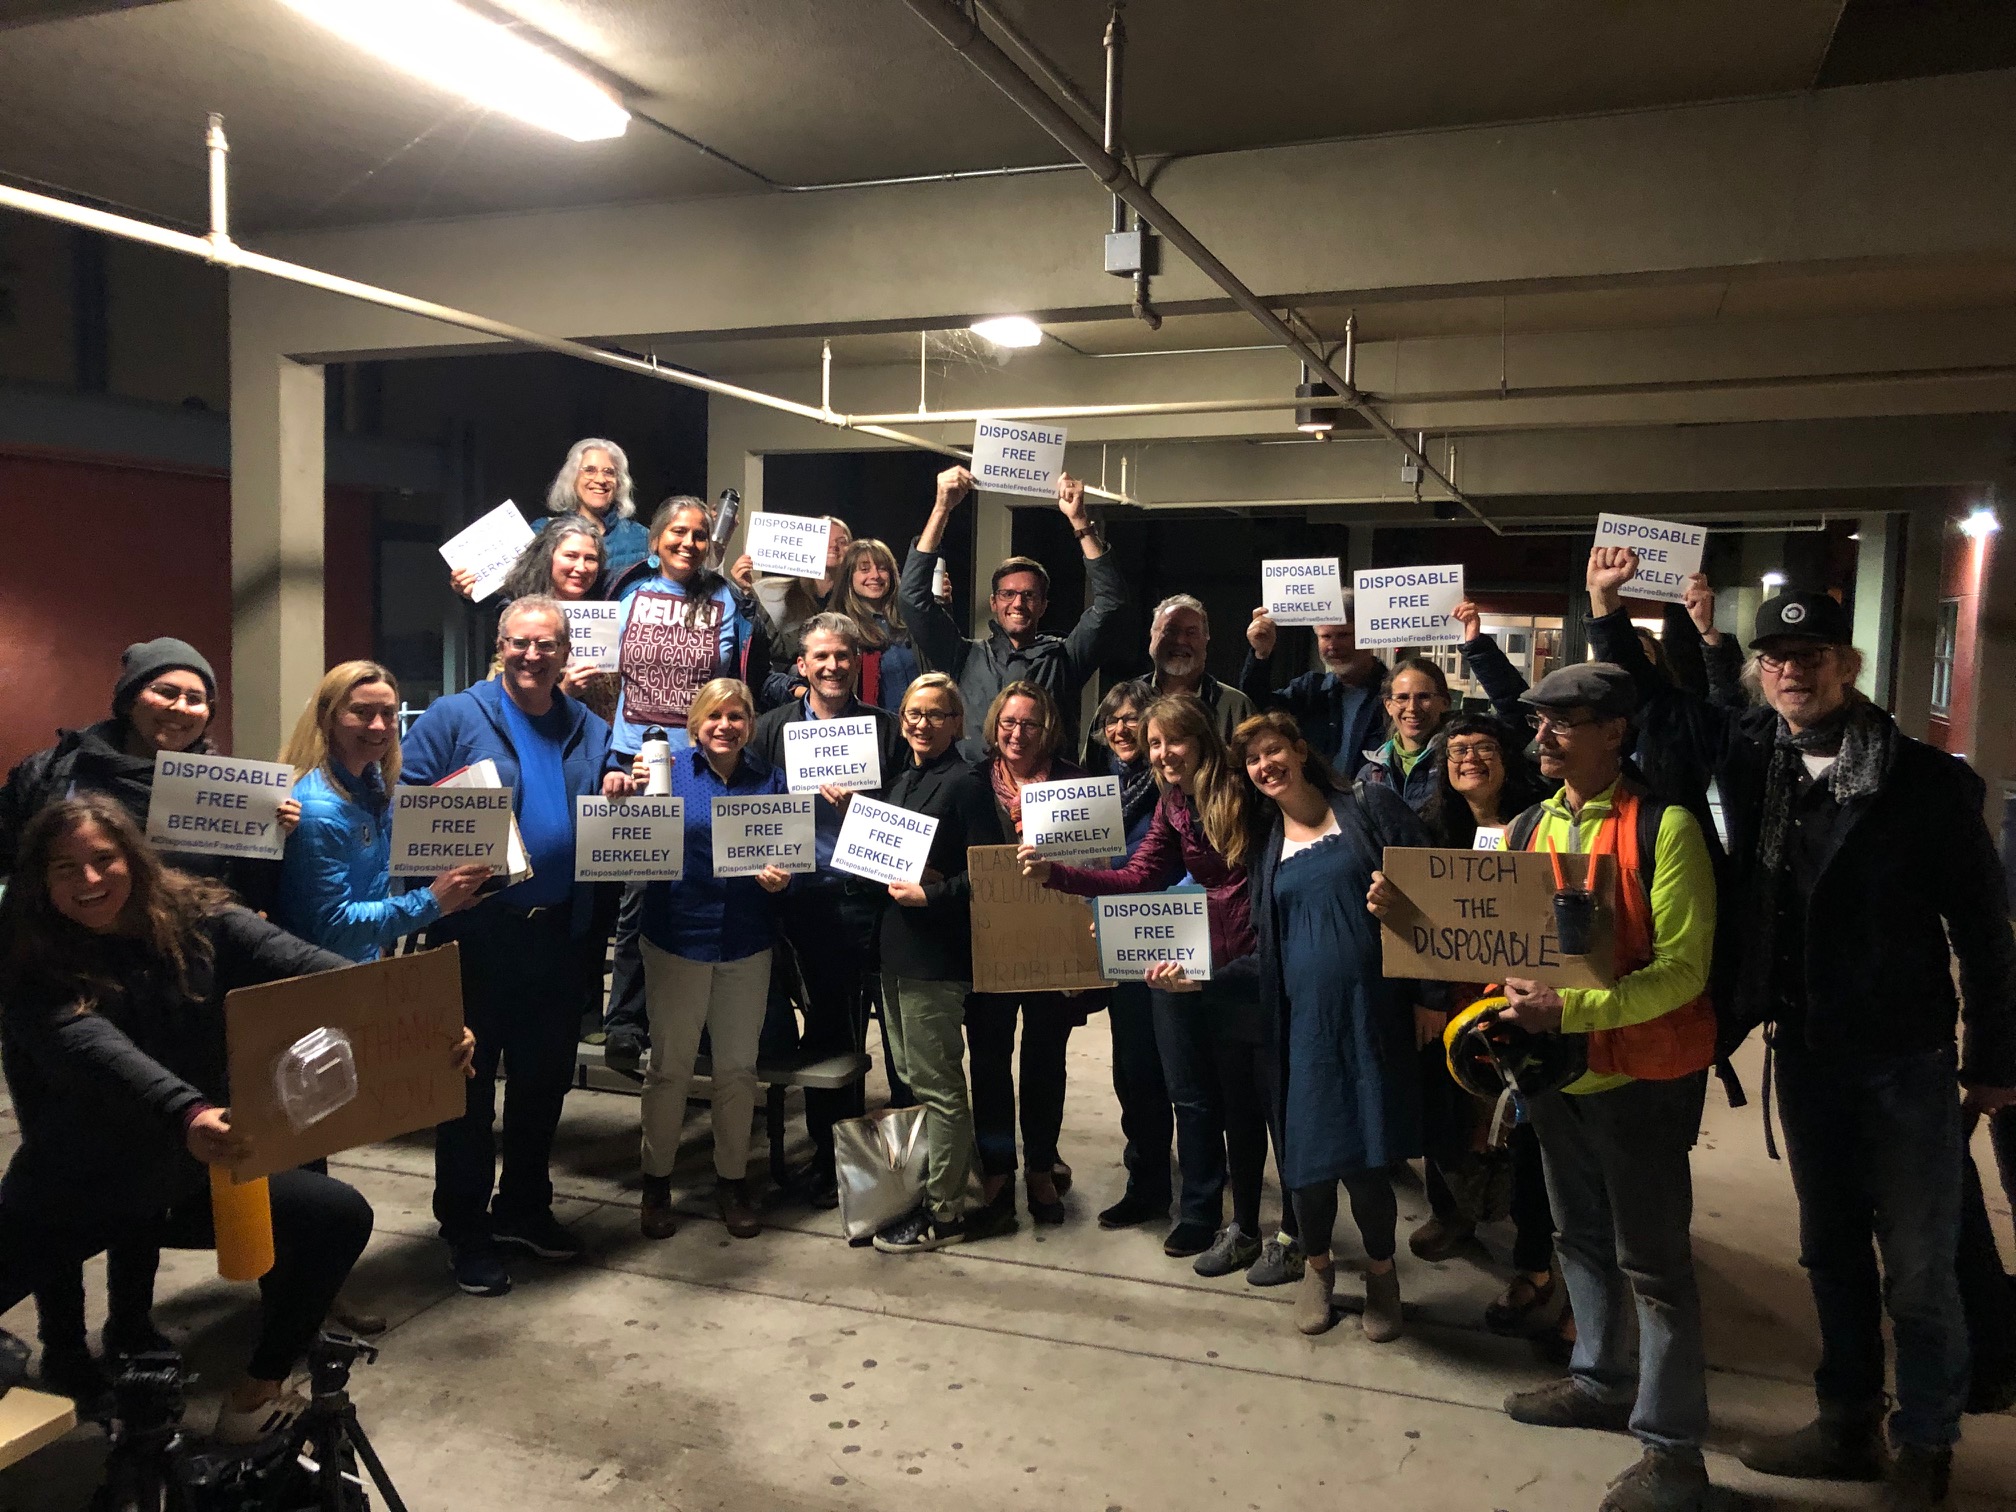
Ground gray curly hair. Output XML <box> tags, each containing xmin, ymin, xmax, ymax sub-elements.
<box><xmin>546</xmin><ymin>438</ymin><xmax>636</xmax><ymax>520</ymax></box>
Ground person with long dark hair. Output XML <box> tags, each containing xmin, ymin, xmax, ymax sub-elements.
<box><xmin>832</xmin><ymin>537</ymin><xmax>923</xmax><ymax>709</ymax></box>
<box><xmin>0</xmin><ymin>795</ymin><xmax>472</xmax><ymax>1440</ymax></box>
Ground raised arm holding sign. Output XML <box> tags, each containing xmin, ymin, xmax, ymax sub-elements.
<box><xmin>1261</xmin><ymin>558</ymin><xmax>1347</xmax><ymax>626</ymax></box>
<box><xmin>746</xmin><ymin>512</ymin><xmax>835</xmax><ymax>580</ymax></box>
<box><xmin>438</xmin><ymin>501</ymin><xmax>536</xmax><ymax>603</ymax></box>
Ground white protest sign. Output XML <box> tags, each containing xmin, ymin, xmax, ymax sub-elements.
<box><xmin>746</xmin><ymin>512</ymin><xmax>834</xmax><ymax>580</ymax></box>
<box><xmin>782</xmin><ymin>716</ymin><xmax>883</xmax><ymax>794</ymax></box>
<box><xmin>1472</xmin><ymin>826</ymin><xmax>1507</xmax><ymax>852</ymax></box>
<box><xmin>1352</xmin><ymin>564</ymin><xmax>1466</xmax><ymax>649</ymax></box>
<box><xmin>1020</xmin><ymin>775</ymin><xmax>1125</xmax><ymax>862</ymax></box>
<box><xmin>1094</xmin><ymin>890</ymin><xmax>1213</xmax><ymax>983</ymax></box>
<box><xmin>563</xmin><ymin>600</ymin><xmax>623</xmax><ymax>671</ymax></box>
<box><xmin>971</xmin><ymin>419</ymin><xmax>1068</xmax><ymax>499</ymax></box>
<box><xmin>1261</xmin><ymin>557</ymin><xmax>1347</xmax><ymax>626</ymax></box>
<box><xmin>574</xmin><ymin>795</ymin><xmax>683</xmax><ymax>882</ymax></box>
<box><xmin>389</xmin><ymin>788</ymin><xmax>513</xmax><ymax>877</ymax></box>
<box><xmin>146</xmin><ymin>752</ymin><xmax>295</xmax><ymax>861</ymax></box>
<box><xmin>438</xmin><ymin>501</ymin><xmax>535</xmax><ymax>603</ymax></box>
<box><xmin>712</xmin><ymin>794</ymin><xmax>816</xmax><ymax>877</ymax></box>
<box><xmin>1594</xmin><ymin>513</ymin><xmax>1707</xmax><ymax>605</ymax></box>
<box><xmin>830</xmin><ymin>794</ymin><xmax>938</xmax><ymax>886</ymax></box>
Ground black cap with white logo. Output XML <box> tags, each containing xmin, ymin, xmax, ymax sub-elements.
<box><xmin>1749</xmin><ymin>592</ymin><xmax>1852</xmax><ymax>650</ymax></box>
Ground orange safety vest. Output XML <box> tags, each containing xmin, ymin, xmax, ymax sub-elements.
<box><xmin>1527</xmin><ymin>785</ymin><xmax>1717</xmax><ymax>1082</ymax></box>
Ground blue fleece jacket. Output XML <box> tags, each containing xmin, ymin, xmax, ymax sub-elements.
<box><xmin>273</xmin><ymin>764</ymin><xmax>442</xmax><ymax>961</ymax></box>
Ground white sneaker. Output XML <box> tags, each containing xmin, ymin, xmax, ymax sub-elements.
<box><xmin>213</xmin><ymin>1385</ymin><xmax>310</xmax><ymax>1445</ymax></box>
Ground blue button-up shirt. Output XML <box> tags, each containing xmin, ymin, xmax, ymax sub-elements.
<box><xmin>639</xmin><ymin>745</ymin><xmax>789</xmax><ymax>962</ymax></box>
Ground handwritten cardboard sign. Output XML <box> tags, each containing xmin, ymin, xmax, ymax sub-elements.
<box><xmin>712</xmin><ymin>794</ymin><xmax>816</xmax><ymax>877</ymax></box>
<box><xmin>438</xmin><ymin>500</ymin><xmax>535</xmax><ymax>603</ymax></box>
<box><xmin>971</xmin><ymin>419</ymin><xmax>1067</xmax><ymax>499</ymax></box>
<box><xmin>224</xmin><ymin>945</ymin><xmax>468</xmax><ymax>1181</ymax></box>
<box><xmin>782</xmin><ymin>715</ymin><xmax>882</xmax><ymax>793</ymax></box>
<box><xmin>1376</xmin><ymin>847</ymin><xmax>1615</xmax><ymax>989</ymax></box>
<box><xmin>746</xmin><ymin>512</ymin><xmax>834</xmax><ymax>580</ymax></box>
<box><xmin>967</xmin><ymin>845</ymin><xmax>1110</xmax><ymax>994</ymax></box>
<box><xmin>575</xmin><ymin>795</ymin><xmax>684</xmax><ymax>882</ymax></box>
<box><xmin>1094</xmin><ymin>889</ymin><xmax>1213</xmax><ymax>982</ymax></box>
<box><xmin>831</xmin><ymin>794</ymin><xmax>937</xmax><ymax>885</ymax></box>
<box><xmin>1594</xmin><ymin>513</ymin><xmax>1707</xmax><ymax>605</ymax></box>
<box><xmin>389</xmin><ymin>788</ymin><xmax>513</xmax><ymax>877</ymax></box>
<box><xmin>563</xmin><ymin>600</ymin><xmax>624</xmax><ymax>670</ymax></box>
<box><xmin>1354</xmin><ymin>565</ymin><xmax>1467</xmax><ymax>648</ymax></box>
<box><xmin>146</xmin><ymin>752</ymin><xmax>295</xmax><ymax>861</ymax></box>
<box><xmin>1261</xmin><ymin>557</ymin><xmax>1347</xmax><ymax>626</ymax></box>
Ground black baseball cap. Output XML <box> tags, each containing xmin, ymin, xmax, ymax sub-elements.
<box><xmin>1520</xmin><ymin>662</ymin><xmax>1638</xmax><ymax>720</ymax></box>
<box><xmin>1749</xmin><ymin>592</ymin><xmax>1852</xmax><ymax>650</ymax></box>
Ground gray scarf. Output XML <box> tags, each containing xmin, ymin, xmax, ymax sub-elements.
<box><xmin>1756</xmin><ymin>696</ymin><xmax>1894</xmax><ymax>874</ymax></box>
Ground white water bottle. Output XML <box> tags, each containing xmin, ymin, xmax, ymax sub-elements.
<box><xmin>641</xmin><ymin>726</ymin><xmax>672</xmax><ymax>796</ymax></box>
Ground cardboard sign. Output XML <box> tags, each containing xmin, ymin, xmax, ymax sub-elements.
<box><xmin>1261</xmin><ymin>557</ymin><xmax>1348</xmax><ymax>626</ymax></box>
<box><xmin>831</xmin><ymin>794</ymin><xmax>937</xmax><ymax>885</ymax></box>
<box><xmin>1019</xmin><ymin>774</ymin><xmax>1124</xmax><ymax>862</ymax></box>
<box><xmin>1353</xmin><ymin>565</ymin><xmax>1467</xmax><ymax>648</ymax></box>
<box><xmin>438</xmin><ymin>500</ymin><xmax>535</xmax><ymax>603</ymax></box>
<box><xmin>223</xmin><ymin>945</ymin><xmax>468</xmax><ymax>1181</ymax></box>
<box><xmin>1376</xmin><ymin>846</ymin><xmax>1615</xmax><ymax>989</ymax></box>
<box><xmin>967</xmin><ymin>845</ymin><xmax>1110</xmax><ymax>994</ymax></box>
<box><xmin>1594</xmin><ymin>513</ymin><xmax>1707</xmax><ymax>605</ymax></box>
<box><xmin>782</xmin><ymin>715</ymin><xmax>883</xmax><ymax>794</ymax></box>
<box><xmin>712</xmin><ymin>794</ymin><xmax>816</xmax><ymax>877</ymax></box>
<box><xmin>1094</xmin><ymin>889</ymin><xmax>1213</xmax><ymax>982</ymax></box>
<box><xmin>971</xmin><ymin>419</ymin><xmax>1068</xmax><ymax>499</ymax></box>
<box><xmin>563</xmin><ymin>600</ymin><xmax>623</xmax><ymax>670</ymax></box>
<box><xmin>146</xmin><ymin>752</ymin><xmax>294</xmax><ymax>861</ymax></box>
<box><xmin>389</xmin><ymin>788</ymin><xmax>513</xmax><ymax>877</ymax></box>
<box><xmin>575</xmin><ymin>795</ymin><xmax>683</xmax><ymax>881</ymax></box>
<box><xmin>746</xmin><ymin>512</ymin><xmax>834</xmax><ymax>580</ymax></box>
<box><xmin>1472</xmin><ymin>826</ymin><xmax>1507</xmax><ymax>851</ymax></box>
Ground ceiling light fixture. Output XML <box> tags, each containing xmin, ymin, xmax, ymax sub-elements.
<box><xmin>1961</xmin><ymin>505</ymin><xmax>2002</xmax><ymax>540</ymax></box>
<box><xmin>279</xmin><ymin>0</ymin><xmax>630</xmax><ymax>142</ymax></box>
<box><xmin>1294</xmin><ymin>364</ymin><xmax>1339</xmax><ymax>435</ymax></box>
<box><xmin>969</xmin><ymin>316</ymin><xmax>1044</xmax><ymax>348</ymax></box>
<box><xmin>1761</xmin><ymin>571</ymin><xmax>1787</xmax><ymax>589</ymax></box>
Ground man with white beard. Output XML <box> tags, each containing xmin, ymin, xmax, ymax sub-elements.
<box><xmin>1110</xmin><ymin>594</ymin><xmax>1254</xmax><ymax>747</ymax></box>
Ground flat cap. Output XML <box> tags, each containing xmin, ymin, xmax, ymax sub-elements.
<box><xmin>1749</xmin><ymin>591</ymin><xmax>1852</xmax><ymax>650</ymax></box>
<box><xmin>1520</xmin><ymin>661</ymin><xmax>1638</xmax><ymax>720</ymax></box>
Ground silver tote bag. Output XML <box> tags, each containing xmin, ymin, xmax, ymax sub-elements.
<box><xmin>835</xmin><ymin>1106</ymin><xmax>929</xmax><ymax>1242</ymax></box>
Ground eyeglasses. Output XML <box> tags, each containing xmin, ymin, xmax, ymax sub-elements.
<box><xmin>997</xmin><ymin>718</ymin><xmax>1046</xmax><ymax>737</ymax></box>
<box><xmin>1387</xmin><ymin>693</ymin><xmax>1443</xmax><ymax>707</ymax></box>
<box><xmin>501</xmin><ymin>636</ymin><xmax>562</xmax><ymax>655</ymax></box>
<box><xmin>1757</xmin><ymin>646</ymin><xmax>1831</xmax><ymax>673</ymax></box>
<box><xmin>1444</xmin><ymin>740</ymin><xmax>1502</xmax><ymax>765</ymax></box>
<box><xmin>993</xmin><ymin>588</ymin><xmax>1043</xmax><ymax>605</ymax></box>
<box><xmin>902</xmin><ymin>708</ymin><xmax>957</xmax><ymax>726</ymax></box>
<box><xmin>1527</xmin><ymin>710</ymin><xmax>1600</xmax><ymax>734</ymax></box>
<box><xmin>142</xmin><ymin>683</ymin><xmax>209</xmax><ymax>710</ymax></box>
<box><xmin>1103</xmin><ymin>713</ymin><xmax>1142</xmax><ymax>733</ymax></box>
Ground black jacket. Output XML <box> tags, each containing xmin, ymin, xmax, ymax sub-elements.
<box><xmin>750</xmin><ymin>696</ymin><xmax>907</xmax><ymax>794</ymax></box>
<box><xmin>1605</xmin><ymin>640</ymin><xmax>2016</xmax><ymax>1083</ymax></box>
<box><xmin>1</xmin><ymin>907</ymin><xmax>351</xmax><ymax>1219</ymax></box>
<box><xmin>1237</xmin><ymin>658</ymin><xmax>1387</xmax><ymax>776</ymax></box>
<box><xmin>901</xmin><ymin>545</ymin><xmax>1127</xmax><ymax>759</ymax></box>
<box><xmin>877</xmin><ymin>748</ymin><xmax>1006</xmax><ymax>981</ymax></box>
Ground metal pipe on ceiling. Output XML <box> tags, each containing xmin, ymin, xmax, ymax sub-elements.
<box><xmin>895</xmin><ymin>0</ymin><xmax>1501</xmax><ymax>534</ymax></box>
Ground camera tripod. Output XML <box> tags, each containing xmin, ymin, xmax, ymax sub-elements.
<box><xmin>285</xmin><ymin>1333</ymin><xmax>409</xmax><ymax>1512</ymax></box>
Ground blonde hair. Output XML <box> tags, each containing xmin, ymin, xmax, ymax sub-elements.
<box><xmin>982</xmin><ymin>680</ymin><xmax>1063</xmax><ymax>762</ymax></box>
<box><xmin>687</xmin><ymin>676</ymin><xmax>757</xmax><ymax>729</ymax></box>
<box><xmin>281</xmin><ymin>661</ymin><xmax>403</xmax><ymax>785</ymax></box>
<box><xmin>833</xmin><ymin>537</ymin><xmax>906</xmax><ymax>649</ymax></box>
<box><xmin>1144</xmin><ymin>693</ymin><xmax>1254</xmax><ymax>867</ymax></box>
<box><xmin>901</xmin><ymin>671</ymin><xmax>966</xmax><ymax>739</ymax></box>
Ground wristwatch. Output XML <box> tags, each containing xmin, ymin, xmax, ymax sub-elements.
<box><xmin>1073</xmin><ymin>522</ymin><xmax>1100</xmax><ymax>543</ymax></box>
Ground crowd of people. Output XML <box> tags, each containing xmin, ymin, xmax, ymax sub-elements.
<box><xmin>0</xmin><ymin>437</ymin><xmax>2012</xmax><ymax>1512</ymax></box>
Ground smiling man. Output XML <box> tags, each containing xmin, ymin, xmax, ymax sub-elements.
<box><xmin>1239</xmin><ymin>603</ymin><xmax>1390</xmax><ymax>778</ymax></box>
<box><xmin>902</xmin><ymin>464</ymin><xmax>1127</xmax><ymax>759</ymax></box>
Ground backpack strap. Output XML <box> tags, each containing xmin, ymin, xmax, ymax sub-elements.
<box><xmin>1505</xmin><ymin>802</ymin><xmax>1545</xmax><ymax>853</ymax></box>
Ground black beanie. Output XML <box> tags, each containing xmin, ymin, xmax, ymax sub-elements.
<box><xmin>113</xmin><ymin>637</ymin><xmax>218</xmax><ymax>719</ymax></box>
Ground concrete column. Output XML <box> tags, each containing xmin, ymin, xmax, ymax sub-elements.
<box><xmin>230</xmin><ymin>347</ymin><xmax>324</xmax><ymax>759</ymax></box>
<box><xmin>1852</xmin><ymin>513</ymin><xmax>1904</xmax><ymax>703</ymax></box>
<box><xmin>971</xmin><ymin>495</ymin><xmax>1012</xmax><ymax>639</ymax></box>
<box><xmin>1890</xmin><ymin>507</ymin><xmax>1946</xmax><ymax>740</ymax></box>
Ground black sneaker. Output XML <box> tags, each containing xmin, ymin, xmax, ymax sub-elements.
<box><xmin>1097</xmin><ymin>1191</ymin><xmax>1170</xmax><ymax>1230</ymax></box>
<box><xmin>493</xmin><ymin>1210</ymin><xmax>584</xmax><ymax>1261</ymax></box>
<box><xmin>873</xmin><ymin>1209</ymin><xmax>969</xmax><ymax>1254</ymax></box>
<box><xmin>601</xmin><ymin>1027</ymin><xmax>646</xmax><ymax>1074</ymax></box>
<box><xmin>449</xmin><ymin>1242</ymin><xmax>512</xmax><ymax>1297</ymax></box>
<box><xmin>1162</xmin><ymin>1220</ymin><xmax>1216</xmax><ymax>1258</ymax></box>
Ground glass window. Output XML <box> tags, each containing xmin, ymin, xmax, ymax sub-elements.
<box><xmin>1931</xmin><ymin>599</ymin><xmax>1960</xmax><ymax>717</ymax></box>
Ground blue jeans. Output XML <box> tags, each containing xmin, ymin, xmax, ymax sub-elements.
<box><xmin>1529</xmin><ymin>1072</ymin><xmax>1709</xmax><ymax>1453</ymax></box>
<box><xmin>1775</xmin><ymin>1042</ymin><xmax>1969</xmax><ymax>1448</ymax></box>
<box><xmin>1109</xmin><ymin>982</ymin><xmax>1173</xmax><ymax>1207</ymax></box>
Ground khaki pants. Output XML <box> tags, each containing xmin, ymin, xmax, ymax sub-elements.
<box><xmin>880</xmin><ymin>974</ymin><xmax>977</xmax><ymax>1220</ymax></box>
<box><xmin>639</xmin><ymin>942</ymin><xmax>772</xmax><ymax>1180</ymax></box>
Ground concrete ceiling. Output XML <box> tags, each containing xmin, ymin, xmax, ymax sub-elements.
<box><xmin>1</xmin><ymin>0</ymin><xmax>1853</xmax><ymax>231</ymax></box>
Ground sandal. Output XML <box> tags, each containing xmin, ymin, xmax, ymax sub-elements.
<box><xmin>1484</xmin><ymin>1270</ymin><xmax>1558</xmax><ymax>1335</ymax></box>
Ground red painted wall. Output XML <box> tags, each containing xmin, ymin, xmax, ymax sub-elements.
<box><xmin>0</xmin><ymin>448</ymin><xmax>376</xmax><ymax>776</ymax></box>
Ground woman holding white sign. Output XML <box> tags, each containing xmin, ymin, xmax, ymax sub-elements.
<box><xmin>630</xmin><ymin>678</ymin><xmax>792</xmax><ymax>1243</ymax></box>
<box><xmin>832</xmin><ymin>537</ymin><xmax>923</xmax><ymax>709</ymax></box>
<box><xmin>1023</xmin><ymin>694</ymin><xmax>1299</xmax><ymax>1284</ymax></box>
<box><xmin>872</xmin><ymin>674</ymin><xmax>1008</xmax><ymax>1254</ymax></box>
<box><xmin>969</xmin><ymin>681</ymin><xmax>1096</xmax><ymax>1228</ymax></box>
<box><xmin>739</xmin><ymin>514</ymin><xmax>851</xmax><ymax>699</ymax></box>
<box><xmin>1234</xmin><ymin>710</ymin><xmax>1437</xmax><ymax>1343</ymax></box>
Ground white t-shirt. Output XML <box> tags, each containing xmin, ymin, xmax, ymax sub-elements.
<box><xmin>1279</xmin><ymin>811</ymin><xmax>1340</xmax><ymax>861</ymax></box>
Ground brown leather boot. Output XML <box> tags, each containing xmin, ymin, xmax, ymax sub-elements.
<box><xmin>716</xmin><ymin>1178</ymin><xmax>761</xmax><ymax>1239</ymax></box>
<box><xmin>640</xmin><ymin>1175</ymin><xmax>677</xmax><ymax>1240</ymax></box>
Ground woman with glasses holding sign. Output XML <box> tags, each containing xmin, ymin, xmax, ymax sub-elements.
<box><xmin>627</xmin><ymin>677</ymin><xmax>792</xmax><ymax>1244</ymax></box>
<box><xmin>1022</xmin><ymin>694</ymin><xmax>1300</xmax><ymax>1286</ymax></box>
<box><xmin>969</xmin><ymin>681</ymin><xmax>1096</xmax><ymax>1228</ymax></box>
<box><xmin>1233</xmin><ymin>709</ymin><xmax>1437</xmax><ymax>1343</ymax></box>
<box><xmin>872</xmin><ymin>674</ymin><xmax>1007</xmax><ymax>1254</ymax></box>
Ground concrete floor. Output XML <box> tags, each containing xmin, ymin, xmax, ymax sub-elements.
<box><xmin>4</xmin><ymin>1035</ymin><xmax>2013</xmax><ymax>1512</ymax></box>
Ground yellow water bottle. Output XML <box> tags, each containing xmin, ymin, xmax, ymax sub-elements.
<box><xmin>209</xmin><ymin>1165</ymin><xmax>275</xmax><ymax>1282</ymax></box>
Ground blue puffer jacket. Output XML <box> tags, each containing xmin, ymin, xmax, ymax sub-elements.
<box><xmin>273</xmin><ymin>764</ymin><xmax>441</xmax><ymax>962</ymax></box>
<box><xmin>400</xmin><ymin>676</ymin><xmax>613</xmax><ymax>937</ymax></box>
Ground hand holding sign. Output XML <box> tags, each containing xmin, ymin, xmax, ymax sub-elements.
<box><xmin>438</xmin><ymin>501</ymin><xmax>535</xmax><ymax>604</ymax></box>
<box><xmin>147</xmin><ymin>753</ymin><xmax>296</xmax><ymax>862</ymax></box>
<box><xmin>782</xmin><ymin>717</ymin><xmax>881</xmax><ymax>793</ymax></box>
<box><xmin>1019</xmin><ymin>776</ymin><xmax>1124</xmax><ymax>862</ymax></box>
<box><xmin>1592</xmin><ymin>514</ymin><xmax>1706</xmax><ymax>605</ymax></box>
<box><xmin>1094</xmin><ymin>891</ymin><xmax>1213</xmax><ymax>982</ymax></box>
<box><xmin>831</xmin><ymin>795</ymin><xmax>938</xmax><ymax>886</ymax></box>
<box><xmin>1261</xmin><ymin>558</ymin><xmax>1346</xmax><ymax>626</ymax></box>
<box><xmin>746</xmin><ymin>512</ymin><xmax>835</xmax><ymax>580</ymax></box>
<box><xmin>971</xmin><ymin>421</ymin><xmax>1068</xmax><ymax>499</ymax></box>
<box><xmin>1353</xmin><ymin>566</ymin><xmax>1466</xmax><ymax>648</ymax></box>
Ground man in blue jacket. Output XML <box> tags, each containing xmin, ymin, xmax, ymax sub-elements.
<box><xmin>1238</xmin><ymin>604</ymin><xmax>1388</xmax><ymax>779</ymax></box>
<box><xmin>402</xmin><ymin>595</ymin><xmax>629</xmax><ymax>1298</ymax></box>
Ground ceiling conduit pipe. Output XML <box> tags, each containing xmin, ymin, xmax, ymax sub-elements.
<box><xmin>898</xmin><ymin>0</ymin><xmax>1500</xmax><ymax>533</ymax></box>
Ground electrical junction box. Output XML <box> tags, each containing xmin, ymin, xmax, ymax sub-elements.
<box><xmin>1104</xmin><ymin>229</ymin><xmax>1160</xmax><ymax>277</ymax></box>
<box><xmin>1400</xmin><ymin>456</ymin><xmax>1422</xmax><ymax>484</ymax></box>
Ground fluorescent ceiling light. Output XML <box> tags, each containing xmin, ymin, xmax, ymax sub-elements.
<box><xmin>1760</xmin><ymin>571</ymin><xmax>1787</xmax><ymax>589</ymax></box>
<box><xmin>969</xmin><ymin>316</ymin><xmax>1044</xmax><ymax>349</ymax></box>
<box><xmin>1961</xmin><ymin>506</ymin><xmax>2001</xmax><ymax>540</ymax></box>
<box><xmin>281</xmin><ymin>0</ymin><xmax>630</xmax><ymax>143</ymax></box>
